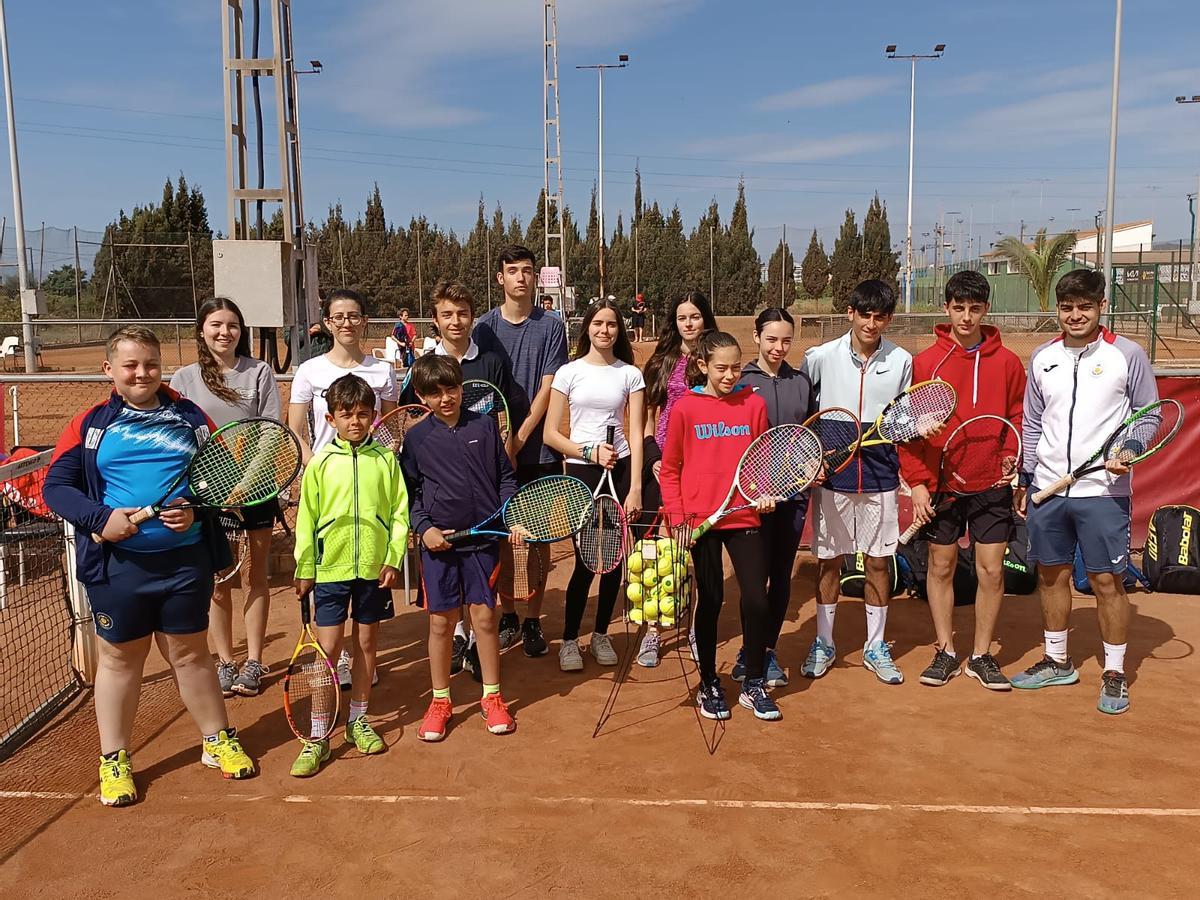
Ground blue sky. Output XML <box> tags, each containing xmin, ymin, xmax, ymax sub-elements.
<box><xmin>2</xmin><ymin>0</ymin><xmax>1199</xmax><ymax>273</ymax></box>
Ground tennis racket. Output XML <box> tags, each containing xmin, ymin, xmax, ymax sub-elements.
<box><xmin>859</xmin><ymin>380</ymin><xmax>958</xmax><ymax>448</ymax></box>
<box><xmin>691</xmin><ymin>424</ymin><xmax>824</xmax><ymax>541</ymax></box>
<box><xmin>372</xmin><ymin>403</ymin><xmax>431</xmax><ymax>455</ymax></box>
<box><xmin>446</xmin><ymin>474</ymin><xmax>593</xmax><ymax>544</ymax></box>
<box><xmin>494</xmin><ymin>541</ymin><xmax>547</xmax><ymax>602</ymax></box>
<box><xmin>802</xmin><ymin>406</ymin><xmax>863</xmax><ymax>483</ymax></box>
<box><xmin>1031</xmin><ymin>399</ymin><xmax>1184</xmax><ymax>504</ymax></box>
<box><xmin>462</xmin><ymin>379</ymin><xmax>511</xmax><ymax>442</ymax></box>
<box><xmin>899</xmin><ymin>414</ymin><xmax>1022</xmax><ymax>545</ymax></box>
<box><xmin>281</xmin><ymin>587</ymin><xmax>340</xmax><ymax>743</ymax></box>
<box><xmin>576</xmin><ymin>426</ymin><xmax>629</xmax><ymax>574</ymax></box>
<box><xmin>214</xmin><ymin>511</ymin><xmax>248</xmax><ymax>586</ymax></box>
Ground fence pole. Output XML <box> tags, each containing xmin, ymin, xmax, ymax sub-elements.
<box><xmin>73</xmin><ymin>226</ymin><xmax>82</xmax><ymax>342</ymax></box>
<box><xmin>10</xmin><ymin>384</ymin><xmax>18</xmax><ymax>445</ymax></box>
<box><xmin>1150</xmin><ymin>266</ymin><xmax>1159</xmax><ymax>364</ymax></box>
<box><xmin>176</xmin><ymin>324</ymin><xmax>183</xmax><ymax>367</ymax></box>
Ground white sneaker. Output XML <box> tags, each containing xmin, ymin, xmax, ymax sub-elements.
<box><xmin>688</xmin><ymin>629</ymin><xmax>699</xmax><ymax>663</ymax></box>
<box><xmin>590</xmin><ymin>634</ymin><xmax>618</xmax><ymax>666</ymax></box>
<box><xmin>337</xmin><ymin>649</ymin><xmax>352</xmax><ymax>691</ymax></box>
<box><xmin>559</xmin><ymin>639</ymin><xmax>584</xmax><ymax>672</ymax></box>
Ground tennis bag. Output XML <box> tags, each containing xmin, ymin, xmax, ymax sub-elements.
<box><xmin>1001</xmin><ymin>514</ymin><xmax>1038</xmax><ymax>596</ymax></box>
<box><xmin>895</xmin><ymin>540</ymin><xmax>978</xmax><ymax>606</ymax></box>
<box><xmin>838</xmin><ymin>551</ymin><xmax>911</xmax><ymax>599</ymax></box>
<box><xmin>1143</xmin><ymin>505</ymin><xmax>1200</xmax><ymax>594</ymax></box>
<box><xmin>1071</xmin><ymin>546</ymin><xmax>1149</xmax><ymax>594</ymax></box>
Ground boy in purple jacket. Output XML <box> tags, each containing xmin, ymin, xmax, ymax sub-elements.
<box><xmin>400</xmin><ymin>354</ymin><xmax>519</xmax><ymax>741</ymax></box>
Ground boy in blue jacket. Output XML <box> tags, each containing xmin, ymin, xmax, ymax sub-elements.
<box><xmin>44</xmin><ymin>326</ymin><xmax>253</xmax><ymax>808</ymax></box>
<box><xmin>400</xmin><ymin>354</ymin><xmax>519</xmax><ymax>741</ymax></box>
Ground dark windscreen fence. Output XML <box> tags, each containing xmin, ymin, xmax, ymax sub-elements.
<box><xmin>0</xmin><ymin>450</ymin><xmax>83</xmax><ymax>763</ymax></box>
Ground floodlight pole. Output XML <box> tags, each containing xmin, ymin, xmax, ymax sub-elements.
<box><xmin>1102</xmin><ymin>0</ymin><xmax>1122</xmax><ymax>300</ymax></box>
<box><xmin>1174</xmin><ymin>95</ymin><xmax>1200</xmax><ymax>308</ymax></box>
<box><xmin>887</xmin><ymin>43</ymin><xmax>945</xmax><ymax>313</ymax></box>
<box><xmin>578</xmin><ymin>55</ymin><xmax>628</xmax><ymax>298</ymax></box>
<box><xmin>0</xmin><ymin>0</ymin><xmax>36</xmax><ymax>372</ymax></box>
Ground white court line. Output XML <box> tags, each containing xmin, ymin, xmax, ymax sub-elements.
<box><xmin>2</xmin><ymin>790</ymin><xmax>1199</xmax><ymax>818</ymax></box>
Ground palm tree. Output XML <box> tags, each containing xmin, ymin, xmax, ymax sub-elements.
<box><xmin>995</xmin><ymin>228</ymin><xmax>1078</xmax><ymax>312</ymax></box>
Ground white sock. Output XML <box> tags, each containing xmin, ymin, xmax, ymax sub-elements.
<box><xmin>454</xmin><ymin>620</ymin><xmax>468</xmax><ymax>641</ymax></box>
<box><xmin>468</xmin><ymin>630</ymin><xmax>477</xmax><ymax>649</ymax></box>
<box><xmin>1044</xmin><ymin>629</ymin><xmax>1069</xmax><ymax>663</ymax></box>
<box><xmin>348</xmin><ymin>699</ymin><xmax>368</xmax><ymax>722</ymax></box>
<box><xmin>1102</xmin><ymin>641</ymin><xmax>1126</xmax><ymax>673</ymax></box>
<box><xmin>816</xmin><ymin>603</ymin><xmax>837</xmax><ymax>645</ymax></box>
<box><xmin>864</xmin><ymin>604</ymin><xmax>887</xmax><ymax>646</ymax></box>
<box><xmin>310</xmin><ymin>713</ymin><xmax>330</xmax><ymax>740</ymax></box>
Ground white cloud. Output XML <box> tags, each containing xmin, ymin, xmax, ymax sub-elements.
<box><xmin>755</xmin><ymin>75</ymin><xmax>901</xmax><ymax>111</ymax></box>
<box><xmin>686</xmin><ymin>131</ymin><xmax>897</xmax><ymax>164</ymax></box>
<box><xmin>319</xmin><ymin>0</ymin><xmax>699</xmax><ymax>129</ymax></box>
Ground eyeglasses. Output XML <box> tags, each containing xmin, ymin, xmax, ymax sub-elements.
<box><xmin>326</xmin><ymin>313</ymin><xmax>364</xmax><ymax>325</ymax></box>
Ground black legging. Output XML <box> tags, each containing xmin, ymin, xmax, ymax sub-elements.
<box><xmin>691</xmin><ymin>527</ymin><xmax>769</xmax><ymax>682</ymax></box>
<box><xmin>562</xmin><ymin>456</ymin><xmax>633</xmax><ymax>642</ymax></box>
<box><xmin>753</xmin><ymin>497</ymin><xmax>809</xmax><ymax>649</ymax></box>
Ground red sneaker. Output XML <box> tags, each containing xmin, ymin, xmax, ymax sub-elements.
<box><xmin>480</xmin><ymin>693</ymin><xmax>516</xmax><ymax>735</ymax></box>
<box><xmin>417</xmin><ymin>697</ymin><xmax>453</xmax><ymax>742</ymax></box>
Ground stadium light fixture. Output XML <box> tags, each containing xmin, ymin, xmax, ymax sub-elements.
<box><xmin>577</xmin><ymin>54</ymin><xmax>630</xmax><ymax>296</ymax></box>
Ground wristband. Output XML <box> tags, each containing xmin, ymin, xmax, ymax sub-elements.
<box><xmin>581</xmin><ymin>444</ymin><xmax>592</xmax><ymax>463</ymax></box>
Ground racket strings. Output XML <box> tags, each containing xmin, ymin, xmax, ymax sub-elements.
<box><xmin>879</xmin><ymin>382</ymin><xmax>957</xmax><ymax>443</ymax></box>
<box><xmin>373</xmin><ymin>405</ymin><xmax>430</xmax><ymax>451</ymax></box>
<box><xmin>577</xmin><ymin>495</ymin><xmax>627</xmax><ymax>573</ymax></box>
<box><xmin>192</xmin><ymin>420</ymin><xmax>300</xmax><ymax>505</ymax></box>
<box><xmin>287</xmin><ymin>649</ymin><xmax>338</xmax><ymax>740</ymax></box>
<box><xmin>1108</xmin><ymin>401</ymin><xmax>1181</xmax><ymax>463</ymax></box>
<box><xmin>737</xmin><ymin>427</ymin><xmax>824</xmax><ymax>498</ymax></box>
<box><xmin>504</xmin><ymin>477</ymin><xmax>593</xmax><ymax>542</ymax></box>
<box><xmin>807</xmin><ymin>409</ymin><xmax>862</xmax><ymax>474</ymax></box>
<box><xmin>941</xmin><ymin>420</ymin><xmax>1021</xmax><ymax>492</ymax></box>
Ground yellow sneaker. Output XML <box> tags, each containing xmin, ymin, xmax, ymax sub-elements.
<box><xmin>290</xmin><ymin>739</ymin><xmax>331</xmax><ymax>778</ymax></box>
<box><xmin>98</xmin><ymin>750</ymin><xmax>136</xmax><ymax>807</ymax></box>
<box><xmin>200</xmin><ymin>728</ymin><xmax>256</xmax><ymax>779</ymax></box>
<box><xmin>344</xmin><ymin>717</ymin><xmax>385</xmax><ymax>755</ymax></box>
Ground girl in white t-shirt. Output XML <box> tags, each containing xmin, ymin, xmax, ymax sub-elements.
<box><xmin>543</xmin><ymin>299</ymin><xmax>644</xmax><ymax>672</ymax></box>
<box><xmin>288</xmin><ymin>290</ymin><xmax>399</xmax><ymax>462</ymax></box>
<box><xmin>287</xmin><ymin>289</ymin><xmax>398</xmax><ymax>688</ymax></box>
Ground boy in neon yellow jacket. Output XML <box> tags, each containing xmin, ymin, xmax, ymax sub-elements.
<box><xmin>291</xmin><ymin>373</ymin><xmax>410</xmax><ymax>777</ymax></box>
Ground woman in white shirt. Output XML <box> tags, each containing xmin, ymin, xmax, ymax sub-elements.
<box><xmin>544</xmin><ymin>299</ymin><xmax>644</xmax><ymax>672</ymax></box>
<box><xmin>170</xmin><ymin>298</ymin><xmax>281</xmax><ymax>698</ymax></box>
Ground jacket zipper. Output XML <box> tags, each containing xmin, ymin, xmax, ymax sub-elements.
<box><xmin>351</xmin><ymin>444</ymin><xmax>360</xmax><ymax>574</ymax></box>
<box><xmin>1065</xmin><ymin>352</ymin><xmax>1081</xmax><ymax>498</ymax></box>
<box><xmin>856</xmin><ymin>354</ymin><xmax>868</xmax><ymax>493</ymax></box>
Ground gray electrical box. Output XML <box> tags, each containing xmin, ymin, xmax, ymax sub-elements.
<box><xmin>212</xmin><ymin>240</ymin><xmax>296</xmax><ymax>328</ymax></box>
<box><xmin>20</xmin><ymin>288</ymin><xmax>46</xmax><ymax>316</ymax></box>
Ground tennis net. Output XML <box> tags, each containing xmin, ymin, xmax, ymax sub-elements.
<box><xmin>0</xmin><ymin>450</ymin><xmax>85</xmax><ymax>762</ymax></box>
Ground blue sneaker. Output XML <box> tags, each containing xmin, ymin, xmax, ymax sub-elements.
<box><xmin>696</xmin><ymin>677</ymin><xmax>731</xmax><ymax>720</ymax></box>
<box><xmin>1097</xmin><ymin>670</ymin><xmax>1129</xmax><ymax>715</ymax></box>
<box><xmin>801</xmin><ymin>637</ymin><xmax>836</xmax><ymax>679</ymax></box>
<box><xmin>863</xmin><ymin>640</ymin><xmax>903</xmax><ymax>685</ymax></box>
<box><xmin>738</xmin><ymin>677</ymin><xmax>782</xmax><ymax>721</ymax></box>
<box><xmin>731</xmin><ymin>648</ymin><xmax>747</xmax><ymax>682</ymax></box>
<box><xmin>764</xmin><ymin>649</ymin><xmax>788</xmax><ymax>688</ymax></box>
<box><xmin>1011</xmin><ymin>655</ymin><xmax>1079</xmax><ymax>690</ymax></box>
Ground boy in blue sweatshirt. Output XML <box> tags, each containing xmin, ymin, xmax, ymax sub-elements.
<box><xmin>400</xmin><ymin>354</ymin><xmax>519</xmax><ymax>741</ymax></box>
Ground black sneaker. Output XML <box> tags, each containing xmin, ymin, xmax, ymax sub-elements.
<box><xmin>462</xmin><ymin>642</ymin><xmax>483</xmax><ymax>683</ymax></box>
<box><xmin>966</xmin><ymin>653</ymin><xmax>1012</xmax><ymax>691</ymax></box>
<box><xmin>498</xmin><ymin>613</ymin><xmax>520</xmax><ymax>651</ymax></box>
<box><xmin>696</xmin><ymin>677</ymin><xmax>732</xmax><ymax>720</ymax></box>
<box><xmin>521</xmin><ymin>618</ymin><xmax>548</xmax><ymax>657</ymax></box>
<box><xmin>450</xmin><ymin>635</ymin><xmax>468</xmax><ymax>675</ymax></box>
<box><xmin>918</xmin><ymin>648</ymin><xmax>962</xmax><ymax>687</ymax></box>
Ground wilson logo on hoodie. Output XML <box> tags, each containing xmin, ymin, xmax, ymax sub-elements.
<box><xmin>694</xmin><ymin>421</ymin><xmax>752</xmax><ymax>440</ymax></box>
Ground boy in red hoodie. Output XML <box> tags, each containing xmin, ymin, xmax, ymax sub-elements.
<box><xmin>899</xmin><ymin>270</ymin><xmax>1026</xmax><ymax>690</ymax></box>
<box><xmin>660</xmin><ymin>331</ymin><xmax>777</xmax><ymax>721</ymax></box>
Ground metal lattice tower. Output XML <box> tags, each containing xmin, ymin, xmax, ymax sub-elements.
<box><xmin>543</xmin><ymin>1</ymin><xmax>566</xmax><ymax>309</ymax></box>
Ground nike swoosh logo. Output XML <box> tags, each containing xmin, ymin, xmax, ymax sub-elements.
<box><xmin>875</xmin><ymin>368</ymin><xmax>889</xmax><ymax>374</ymax></box>
<box><xmin>1112</xmin><ymin>557</ymin><xmax>1124</xmax><ymax>565</ymax></box>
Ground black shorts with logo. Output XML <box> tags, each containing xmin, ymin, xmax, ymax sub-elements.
<box><xmin>922</xmin><ymin>485</ymin><xmax>1014</xmax><ymax>546</ymax></box>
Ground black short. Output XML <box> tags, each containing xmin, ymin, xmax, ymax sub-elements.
<box><xmin>923</xmin><ymin>486</ymin><xmax>1014</xmax><ymax>546</ymax></box>
<box><xmin>229</xmin><ymin>497</ymin><xmax>280</xmax><ymax>532</ymax></box>
<box><xmin>516</xmin><ymin>461</ymin><xmax>564</xmax><ymax>488</ymax></box>
<box><xmin>631</xmin><ymin>313</ymin><xmax>646</xmax><ymax>328</ymax></box>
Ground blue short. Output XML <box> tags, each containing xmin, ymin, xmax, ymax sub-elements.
<box><xmin>313</xmin><ymin>578</ymin><xmax>395</xmax><ymax>627</ymax></box>
<box><xmin>86</xmin><ymin>544</ymin><xmax>213</xmax><ymax>643</ymax></box>
<box><xmin>418</xmin><ymin>545</ymin><xmax>500</xmax><ymax>613</ymax></box>
<box><xmin>1027</xmin><ymin>494</ymin><xmax>1132</xmax><ymax>573</ymax></box>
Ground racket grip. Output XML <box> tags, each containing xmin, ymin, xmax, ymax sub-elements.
<box><xmin>1031</xmin><ymin>473</ymin><xmax>1075</xmax><ymax>505</ymax></box>
<box><xmin>898</xmin><ymin>519</ymin><xmax>922</xmax><ymax>545</ymax></box>
<box><xmin>605</xmin><ymin>425</ymin><xmax>615</xmax><ymax>446</ymax></box>
<box><xmin>690</xmin><ymin>518</ymin><xmax>716</xmax><ymax>542</ymax></box>
<box><xmin>127</xmin><ymin>506</ymin><xmax>155</xmax><ymax>525</ymax></box>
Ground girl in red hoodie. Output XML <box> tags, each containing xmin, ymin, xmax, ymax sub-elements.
<box><xmin>660</xmin><ymin>331</ymin><xmax>779</xmax><ymax>721</ymax></box>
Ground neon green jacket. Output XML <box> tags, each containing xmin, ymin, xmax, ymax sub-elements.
<box><xmin>294</xmin><ymin>437</ymin><xmax>410</xmax><ymax>583</ymax></box>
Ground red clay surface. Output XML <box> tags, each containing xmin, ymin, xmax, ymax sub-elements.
<box><xmin>2</xmin><ymin>549</ymin><xmax>1200</xmax><ymax>897</ymax></box>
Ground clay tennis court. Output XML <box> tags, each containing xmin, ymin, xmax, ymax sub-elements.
<box><xmin>1</xmin><ymin>327</ymin><xmax>1199</xmax><ymax>896</ymax></box>
<box><xmin>2</xmin><ymin>553</ymin><xmax>1199</xmax><ymax>896</ymax></box>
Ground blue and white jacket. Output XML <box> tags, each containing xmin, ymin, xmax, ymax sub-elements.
<box><xmin>1023</xmin><ymin>327</ymin><xmax>1158</xmax><ymax>499</ymax></box>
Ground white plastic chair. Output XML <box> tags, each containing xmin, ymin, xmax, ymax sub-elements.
<box><xmin>0</xmin><ymin>336</ymin><xmax>18</xmax><ymax>371</ymax></box>
<box><xmin>372</xmin><ymin>335</ymin><xmax>402</xmax><ymax>367</ymax></box>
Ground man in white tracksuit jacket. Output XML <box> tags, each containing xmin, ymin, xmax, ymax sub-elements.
<box><xmin>1013</xmin><ymin>269</ymin><xmax>1158</xmax><ymax>716</ymax></box>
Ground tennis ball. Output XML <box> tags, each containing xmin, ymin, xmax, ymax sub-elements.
<box><xmin>628</xmin><ymin>607</ymin><xmax>644</xmax><ymax>625</ymax></box>
<box><xmin>657</xmin><ymin>554</ymin><xmax>674</xmax><ymax>577</ymax></box>
<box><xmin>659</xmin><ymin>616</ymin><xmax>675</xmax><ymax>628</ymax></box>
<box><xmin>626</xmin><ymin>582</ymin><xmax>643</xmax><ymax>605</ymax></box>
<box><xmin>627</xmin><ymin>552</ymin><xmax>644</xmax><ymax>575</ymax></box>
<box><xmin>660</xmin><ymin>574</ymin><xmax>676</xmax><ymax>596</ymax></box>
<box><xmin>659</xmin><ymin>595</ymin><xmax>676</xmax><ymax>617</ymax></box>
<box><xmin>643</xmin><ymin>598</ymin><xmax>659</xmax><ymax>620</ymax></box>
<box><xmin>642</xmin><ymin>567</ymin><xmax>658</xmax><ymax>587</ymax></box>
<box><xmin>656</xmin><ymin>538</ymin><xmax>674</xmax><ymax>556</ymax></box>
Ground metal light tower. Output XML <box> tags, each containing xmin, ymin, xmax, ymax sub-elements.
<box><xmin>1176</xmin><ymin>94</ymin><xmax>1200</xmax><ymax>310</ymax></box>
<box><xmin>543</xmin><ymin>1</ymin><xmax>567</xmax><ymax>313</ymax></box>
<box><xmin>1101</xmin><ymin>0</ymin><xmax>1122</xmax><ymax>300</ymax></box>
<box><xmin>887</xmin><ymin>42</ymin><xmax>945</xmax><ymax>312</ymax></box>
<box><xmin>577</xmin><ymin>54</ymin><xmax>628</xmax><ymax>298</ymax></box>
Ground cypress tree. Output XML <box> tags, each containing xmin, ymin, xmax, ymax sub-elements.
<box><xmin>800</xmin><ymin>229</ymin><xmax>830</xmax><ymax>301</ymax></box>
<box><xmin>828</xmin><ymin>208</ymin><xmax>862</xmax><ymax>311</ymax></box>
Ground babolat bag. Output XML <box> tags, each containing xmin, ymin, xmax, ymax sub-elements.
<box><xmin>1143</xmin><ymin>505</ymin><xmax>1200</xmax><ymax>594</ymax></box>
<box><xmin>838</xmin><ymin>552</ymin><xmax>910</xmax><ymax>598</ymax></box>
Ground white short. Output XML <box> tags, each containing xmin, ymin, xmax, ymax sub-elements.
<box><xmin>812</xmin><ymin>488</ymin><xmax>899</xmax><ymax>560</ymax></box>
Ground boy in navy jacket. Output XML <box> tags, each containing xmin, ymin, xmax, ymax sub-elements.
<box><xmin>400</xmin><ymin>354</ymin><xmax>519</xmax><ymax>741</ymax></box>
